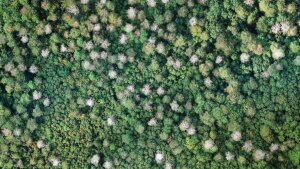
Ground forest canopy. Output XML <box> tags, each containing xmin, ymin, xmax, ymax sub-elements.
<box><xmin>0</xmin><ymin>0</ymin><xmax>299</xmax><ymax>168</ymax></box>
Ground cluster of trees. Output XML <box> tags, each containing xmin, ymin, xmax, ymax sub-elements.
<box><xmin>0</xmin><ymin>0</ymin><xmax>299</xmax><ymax>168</ymax></box>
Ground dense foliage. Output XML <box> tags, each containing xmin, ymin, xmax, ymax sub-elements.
<box><xmin>0</xmin><ymin>0</ymin><xmax>299</xmax><ymax>168</ymax></box>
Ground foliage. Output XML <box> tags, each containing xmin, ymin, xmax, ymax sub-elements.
<box><xmin>0</xmin><ymin>0</ymin><xmax>299</xmax><ymax>168</ymax></box>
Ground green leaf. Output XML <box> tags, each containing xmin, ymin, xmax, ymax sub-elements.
<box><xmin>88</xmin><ymin>73</ymin><xmax>96</xmax><ymax>81</ymax></box>
<box><xmin>74</xmin><ymin>50</ymin><xmax>81</xmax><ymax>61</ymax></box>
